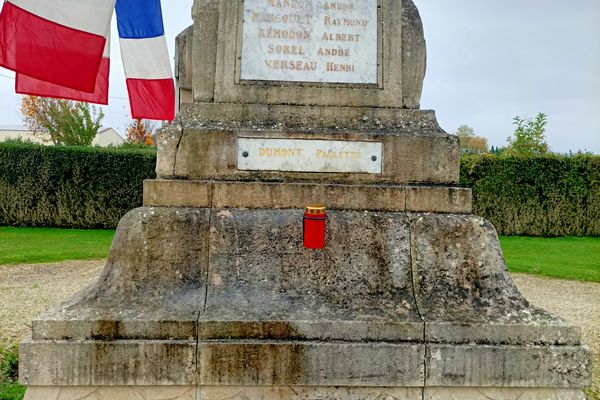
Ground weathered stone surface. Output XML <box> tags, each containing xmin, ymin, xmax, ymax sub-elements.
<box><xmin>20</xmin><ymin>208</ymin><xmax>592</xmax><ymax>391</ymax></box>
<box><xmin>22</xmin><ymin>209</ymin><xmax>591</xmax><ymax>389</ymax></box>
<box><xmin>175</xmin><ymin>26</ymin><xmax>193</xmax><ymax>92</ymax></box>
<box><xmin>20</xmin><ymin>340</ymin><xmax>197</xmax><ymax>386</ymax></box>
<box><xmin>405</xmin><ymin>186</ymin><xmax>471</xmax><ymax>214</ymax></box>
<box><xmin>204</xmin><ymin>209</ymin><xmax>420</xmax><ymax>327</ymax></box>
<box><xmin>190</xmin><ymin>0</ymin><xmax>219</xmax><ymax>103</ymax></box>
<box><xmin>402</xmin><ymin>0</ymin><xmax>427</xmax><ymax>109</ymax></box>
<box><xmin>425</xmin><ymin>321</ymin><xmax>581</xmax><ymax>347</ymax></box>
<box><xmin>164</xmin><ymin>123</ymin><xmax>459</xmax><ymax>185</ymax></box>
<box><xmin>22</xmin><ymin>385</ymin><xmax>588</xmax><ymax>400</ymax></box>
<box><xmin>20</xmin><ymin>339</ymin><xmax>425</xmax><ymax>387</ymax></box>
<box><xmin>79</xmin><ymin>207</ymin><xmax>208</xmax><ymax>303</ymax></box>
<box><xmin>199</xmin><ymin>386</ymin><xmax>421</xmax><ymax>400</ymax></box>
<box><xmin>144</xmin><ymin>179</ymin><xmax>211</xmax><ymax>209</ymax></box>
<box><xmin>411</xmin><ymin>214</ymin><xmax>579</xmax><ymax>342</ymax></box>
<box><xmin>162</xmin><ymin>105</ymin><xmax>461</xmax><ymax>185</ymax></box>
<box><xmin>178</xmin><ymin>103</ymin><xmax>447</xmax><ymax>134</ymax></box>
<box><xmin>185</xmin><ymin>0</ymin><xmax>425</xmax><ymax>108</ymax></box>
<box><xmin>26</xmin><ymin>209</ymin><xmax>590</xmax><ymax>348</ymax></box>
<box><xmin>427</xmin><ymin>344</ymin><xmax>593</xmax><ymax>387</ymax></box>
<box><xmin>143</xmin><ymin>180</ymin><xmax>472</xmax><ymax>214</ymax></box>
<box><xmin>30</xmin><ymin>207</ymin><xmax>209</xmax><ymax>341</ymax></box>
<box><xmin>156</xmin><ymin>122</ymin><xmax>183</xmax><ymax>178</ymax></box>
<box><xmin>24</xmin><ymin>386</ymin><xmax>195</xmax><ymax>400</ymax></box>
<box><xmin>424</xmin><ymin>387</ymin><xmax>586</xmax><ymax>400</ymax></box>
<box><xmin>175</xmin><ymin>26</ymin><xmax>193</xmax><ymax>108</ymax></box>
<box><xmin>183</xmin><ymin>0</ymin><xmax>426</xmax><ymax>109</ymax></box>
<box><xmin>22</xmin><ymin>386</ymin><xmax>590</xmax><ymax>400</ymax></box>
<box><xmin>198</xmin><ymin>342</ymin><xmax>424</xmax><ymax>386</ymax></box>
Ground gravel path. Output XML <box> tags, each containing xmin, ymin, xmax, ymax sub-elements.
<box><xmin>0</xmin><ymin>260</ymin><xmax>104</xmax><ymax>345</ymax></box>
<box><xmin>0</xmin><ymin>262</ymin><xmax>598</xmax><ymax>395</ymax></box>
<box><xmin>512</xmin><ymin>273</ymin><xmax>600</xmax><ymax>398</ymax></box>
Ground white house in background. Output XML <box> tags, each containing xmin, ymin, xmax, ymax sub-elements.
<box><xmin>92</xmin><ymin>128</ymin><xmax>125</xmax><ymax>147</ymax></box>
<box><xmin>0</xmin><ymin>125</ymin><xmax>124</xmax><ymax>147</ymax></box>
<box><xmin>0</xmin><ymin>124</ymin><xmax>45</xmax><ymax>144</ymax></box>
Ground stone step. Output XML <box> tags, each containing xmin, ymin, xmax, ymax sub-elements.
<box><xmin>143</xmin><ymin>180</ymin><xmax>472</xmax><ymax>213</ymax></box>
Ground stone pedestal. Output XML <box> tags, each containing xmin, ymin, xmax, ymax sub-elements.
<box><xmin>20</xmin><ymin>199</ymin><xmax>591</xmax><ymax>399</ymax></box>
<box><xmin>20</xmin><ymin>0</ymin><xmax>591</xmax><ymax>398</ymax></box>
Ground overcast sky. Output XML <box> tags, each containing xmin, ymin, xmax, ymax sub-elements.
<box><xmin>1</xmin><ymin>1</ymin><xmax>598</xmax><ymax>153</ymax></box>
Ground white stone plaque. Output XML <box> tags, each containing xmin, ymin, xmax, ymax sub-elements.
<box><xmin>240</xmin><ymin>0</ymin><xmax>378</xmax><ymax>84</ymax></box>
<box><xmin>237</xmin><ymin>138</ymin><xmax>382</xmax><ymax>173</ymax></box>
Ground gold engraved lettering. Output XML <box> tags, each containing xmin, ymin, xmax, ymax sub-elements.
<box><xmin>269</xmin><ymin>0</ymin><xmax>313</xmax><ymax>9</ymax></box>
<box><xmin>251</xmin><ymin>12</ymin><xmax>312</xmax><ymax>25</ymax></box>
<box><xmin>343</xmin><ymin>18</ymin><xmax>369</xmax><ymax>27</ymax></box>
<box><xmin>326</xmin><ymin>62</ymin><xmax>356</xmax><ymax>72</ymax></box>
<box><xmin>316</xmin><ymin>149</ymin><xmax>361</xmax><ymax>159</ymax></box>
<box><xmin>259</xmin><ymin>147</ymin><xmax>305</xmax><ymax>158</ymax></box>
<box><xmin>265</xmin><ymin>60</ymin><xmax>318</xmax><ymax>71</ymax></box>
<box><xmin>324</xmin><ymin>17</ymin><xmax>367</xmax><ymax>28</ymax></box>
<box><xmin>268</xmin><ymin>44</ymin><xmax>305</xmax><ymax>55</ymax></box>
<box><xmin>321</xmin><ymin>33</ymin><xmax>360</xmax><ymax>42</ymax></box>
<box><xmin>323</xmin><ymin>16</ymin><xmax>341</xmax><ymax>26</ymax></box>
<box><xmin>317</xmin><ymin>47</ymin><xmax>350</xmax><ymax>57</ymax></box>
<box><xmin>322</xmin><ymin>2</ymin><xmax>353</xmax><ymax>11</ymax></box>
<box><xmin>258</xmin><ymin>28</ymin><xmax>311</xmax><ymax>40</ymax></box>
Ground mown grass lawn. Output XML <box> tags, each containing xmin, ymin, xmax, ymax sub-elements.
<box><xmin>500</xmin><ymin>236</ymin><xmax>600</xmax><ymax>283</ymax></box>
<box><xmin>0</xmin><ymin>227</ymin><xmax>115</xmax><ymax>265</ymax></box>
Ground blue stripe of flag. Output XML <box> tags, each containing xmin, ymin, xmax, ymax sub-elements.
<box><xmin>115</xmin><ymin>0</ymin><xmax>165</xmax><ymax>39</ymax></box>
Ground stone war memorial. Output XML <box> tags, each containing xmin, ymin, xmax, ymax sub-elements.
<box><xmin>20</xmin><ymin>0</ymin><xmax>592</xmax><ymax>399</ymax></box>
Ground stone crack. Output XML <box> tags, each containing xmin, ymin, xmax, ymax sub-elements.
<box><xmin>196</xmin><ymin>202</ymin><xmax>214</xmax><ymax>400</ymax></box>
<box><xmin>408</xmin><ymin>215</ymin><xmax>427</xmax><ymax>400</ymax></box>
<box><xmin>171</xmin><ymin>124</ymin><xmax>184</xmax><ymax>177</ymax></box>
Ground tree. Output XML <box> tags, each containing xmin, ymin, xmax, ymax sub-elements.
<box><xmin>455</xmin><ymin>125</ymin><xmax>489</xmax><ymax>154</ymax></box>
<box><xmin>505</xmin><ymin>113</ymin><xmax>550</xmax><ymax>157</ymax></box>
<box><xmin>126</xmin><ymin>119</ymin><xmax>154</xmax><ymax>146</ymax></box>
<box><xmin>20</xmin><ymin>96</ymin><xmax>104</xmax><ymax>146</ymax></box>
<box><xmin>489</xmin><ymin>145</ymin><xmax>507</xmax><ymax>155</ymax></box>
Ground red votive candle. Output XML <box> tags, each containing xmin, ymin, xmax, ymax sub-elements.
<box><xmin>303</xmin><ymin>205</ymin><xmax>327</xmax><ymax>249</ymax></box>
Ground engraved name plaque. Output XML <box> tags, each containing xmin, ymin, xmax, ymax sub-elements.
<box><xmin>238</xmin><ymin>138</ymin><xmax>383</xmax><ymax>173</ymax></box>
<box><xmin>240</xmin><ymin>0</ymin><xmax>379</xmax><ymax>84</ymax></box>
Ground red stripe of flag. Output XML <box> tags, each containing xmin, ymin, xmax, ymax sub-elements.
<box><xmin>126</xmin><ymin>78</ymin><xmax>175</xmax><ymax>121</ymax></box>
<box><xmin>16</xmin><ymin>58</ymin><xmax>110</xmax><ymax>105</ymax></box>
<box><xmin>0</xmin><ymin>1</ymin><xmax>105</xmax><ymax>92</ymax></box>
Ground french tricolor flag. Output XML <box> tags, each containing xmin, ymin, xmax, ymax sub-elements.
<box><xmin>0</xmin><ymin>0</ymin><xmax>175</xmax><ymax>121</ymax></box>
<box><xmin>15</xmin><ymin>31</ymin><xmax>111</xmax><ymax>105</ymax></box>
<box><xmin>0</xmin><ymin>0</ymin><xmax>114</xmax><ymax>93</ymax></box>
<box><xmin>116</xmin><ymin>0</ymin><xmax>175</xmax><ymax>121</ymax></box>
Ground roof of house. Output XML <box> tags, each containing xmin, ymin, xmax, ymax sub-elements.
<box><xmin>0</xmin><ymin>124</ymin><xmax>27</xmax><ymax>132</ymax></box>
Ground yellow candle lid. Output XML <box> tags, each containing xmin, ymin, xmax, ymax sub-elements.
<box><xmin>305</xmin><ymin>205</ymin><xmax>326</xmax><ymax>215</ymax></box>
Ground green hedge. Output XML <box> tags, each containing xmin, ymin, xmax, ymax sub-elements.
<box><xmin>0</xmin><ymin>142</ymin><xmax>156</xmax><ymax>229</ymax></box>
<box><xmin>461</xmin><ymin>154</ymin><xmax>600</xmax><ymax>237</ymax></box>
<box><xmin>1</xmin><ymin>143</ymin><xmax>599</xmax><ymax>236</ymax></box>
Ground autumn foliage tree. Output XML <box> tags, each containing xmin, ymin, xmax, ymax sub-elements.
<box><xmin>126</xmin><ymin>119</ymin><xmax>154</xmax><ymax>146</ymax></box>
<box><xmin>455</xmin><ymin>125</ymin><xmax>489</xmax><ymax>155</ymax></box>
<box><xmin>20</xmin><ymin>96</ymin><xmax>104</xmax><ymax>146</ymax></box>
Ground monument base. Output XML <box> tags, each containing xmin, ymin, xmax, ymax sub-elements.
<box><xmin>19</xmin><ymin>207</ymin><xmax>591</xmax><ymax>398</ymax></box>
<box><xmin>23</xmin><ymin>385</ymin><xmax>587</xmax><ymax>400</ymax></box>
